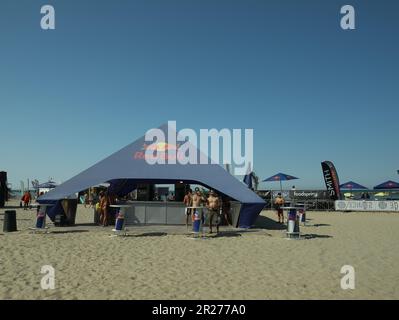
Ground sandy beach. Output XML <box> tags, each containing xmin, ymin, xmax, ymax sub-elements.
<box><xmin>0</xmin><ymin>199</ymin><xmax>398</xmax><ymax>300</ymax></box>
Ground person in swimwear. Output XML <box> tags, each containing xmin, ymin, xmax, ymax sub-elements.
<box><xmin>274</xmin><ymin>192</ymin><xmax>285</xmax><ymax>224</ymax></box>
<box><xmin>183</xmin><ymin>188</ymin><xmax>193</xmax><ymax>229</ymax></box>
<box><xmin>207</xmin><ymin>190</ymin><xmax>221</xmax><ymax>234</ymax></box>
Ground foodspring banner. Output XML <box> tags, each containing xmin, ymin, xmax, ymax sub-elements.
<box><xmin>271</xmin><ymin>190</ymin><xmax>330</xmax><ymax>200</ymax></box>
<box><xmin>321</xmin><ymin>161</ymin><xmax>342</xmax><ymax>200</ymax></box>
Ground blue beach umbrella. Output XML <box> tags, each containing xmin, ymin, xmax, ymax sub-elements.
<box><xmin>340</xmin><ymin>181</ymin><xmax>368</xmax><ymax>190</ymax></box>
<box><xmin>36</xmin><ymin>181</ymin><xmax>58</xmax><ymax>189</ymax></box>
<box><xmin>373</xmin><ymin>180</ymin><xmax>399</xmax><ymax>190</ymax></box>
<box><xmin>262</xmin><ymin>172</ymin><xmax>299</xmax><ymax>192</ymax></box>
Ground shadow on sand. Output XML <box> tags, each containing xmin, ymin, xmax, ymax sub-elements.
<box><xmin>213</xmin><ymin>231</ymin><xmax>242</xmax><ymax>238</ymax></box>
<box><xmin>50</xmin><ymin>230</ymin><xmax>90</xmax><ymax>234</ymax></box>
<box><xmin>72</xmin><ymin>223</ymin><xmax>98</xmax><ymax>227</ymax></box>
<box><xmin>253</xmin><ymin>215</ymin><xmax>286</xmax><ymax>230</ymax></box>
<box><xmin>312</xmin><ymin>224</ymin><xmax>331</xmax><ymax>227</ymax></box>
<box><xmin>130</xmin><ymin>232</ymin><xmax>168</xmax><ymax>238</ymax></box>
<box><xmin>303</xmin><ymin>234</ymin><xmax>332</xmax><ymax>240</ymax></box>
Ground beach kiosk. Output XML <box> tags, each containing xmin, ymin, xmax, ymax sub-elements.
<box><xmin>37</xmin><ymin>124</ymin><xmax>265</xmax><ymax>229</ymax></box>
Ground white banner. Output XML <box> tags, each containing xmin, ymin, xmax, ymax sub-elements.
<box><xmin>335</xmin><ymin>200</ymin><xmax>399</xmax><ymax>212</ymax></box>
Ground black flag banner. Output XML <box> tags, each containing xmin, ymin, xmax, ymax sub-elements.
<box><xmin>321</xmin><ymin>161</ymin><xmax>342</xmax><ymax>200</ymax></box>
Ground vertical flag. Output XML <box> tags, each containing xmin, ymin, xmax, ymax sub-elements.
<box><xmin>321</xmin><ymin>161</ymin><xmax>342</xmax><ymax>200</ymax></box>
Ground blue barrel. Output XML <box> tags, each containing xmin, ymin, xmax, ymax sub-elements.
<box><xmin>287</xmin><ymin>220</ymin><xmax>296</xmax><ymax>233</ymax></box>
<box><xmin>36</xmin><ymin>215</ymin><xmax>45</xmax><ymax>229</ymax></box>
<box><xmin>193</xmin><ymin>219</ymin><xmax>201</xmax><ymax>232</ymax></box>
<box><xmin>288</xmin><ymin>209</ymin><xmax>297</xmax><ymax>221</ymax></box>
<box><xmin>115</xmin><ymin>218</ymin><xmax>125</xmax><ymax>231</ymax></box>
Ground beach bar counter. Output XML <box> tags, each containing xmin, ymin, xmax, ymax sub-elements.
<box><xmin>97</xmin><ymin>200</ymin><xmax>242</xmax><ymax>227</ymax></box>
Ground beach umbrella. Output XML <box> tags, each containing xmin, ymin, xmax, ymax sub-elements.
<box><xmin>340</xmin><ymin>181</ymin><xmax>368</xmax><ymax>190</ymax></box>
<box><xmin>262</xmin><ymin>172</ymin><xmax>299</xmax><ymax>192</ymax></box>
<box><xmin>36</xmin><ymin>181</ymin><xmax>58</xmax><ymax>189</ymax></box>
<box><xmin>373</xmin><ymin>180</ymin><xmax>399</xmax><ymax>190</ymax></box>
<box><xmin>343</xmin><ymin>192</ymin><xmax>355</xmax><ymax>199</ymax></box>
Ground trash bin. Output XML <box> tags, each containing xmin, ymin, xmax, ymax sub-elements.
<box><xmin>298</xmin><ymin>208</ymin><xmax>306</xmax><ymax>226</ymax></box>
<box><xmin>192</xmin><ymin>210</ymin><xmax>201</xmax><ymax>233</ymax></box>
<box><xmin>287</xmin><ymin>209</ymin><xmax>296</xmax><ymax>233</ymax></box>
<box><xmin>114</xmin><ymin>210</ymin><xmax>125</xmax><ymax>231</ymax></box>
<box><xmin>3</xmin><ymin>210</ymin><xmax>17</xmax><ymax>232</ymax></box>
<box><xmin>36</xmin><ymin>212</ymin><xmax>46</xmax><ymax>229</ymax></box>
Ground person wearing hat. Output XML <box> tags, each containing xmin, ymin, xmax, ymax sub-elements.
<box><xmin>207</xmin><ymin>190</ymin><xmax>221</xmax><ymax>233</ymax></box>
<box><xmin>274</xmin><ymin>192</ymin><xmax>285</xmax><ymax>224</ymax></box>
<box><xmin>192</xmin><ymin>187</ymin><xmax>205</xmax><ymax>208</ymax></box>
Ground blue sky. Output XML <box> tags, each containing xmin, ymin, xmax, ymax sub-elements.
<box><xmin>1</xmin><ymin>0</ymin><xmax>398</xmax><ymax>189</ymax></box>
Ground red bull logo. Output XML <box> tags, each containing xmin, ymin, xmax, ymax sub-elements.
<box><xmin>143</xmin><ymin>142</ymin><xmax>179</xmax><ymax>152</ymax></box>
<box><xmin>133</xmin><ymin>142</ymin><xmax>183</xmax><ymax>161</ymax></box>
<box><xmin>133</xmin><ymin>121</ymin><xmax>254</xmax><ymax>175</ymax></box>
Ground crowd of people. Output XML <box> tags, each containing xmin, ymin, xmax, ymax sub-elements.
<box><xmin>91</xmin><ymin>186</ymin><xmax>233</xmax><ymax>231</ymax></box>
<box><xmin>20</xmin><ymin>184</ymin><xmax>233</xmax><ymax>231</ymax></box>
<box><xmin>183</xmin><ymin>187</ymin><xmax>232</xmax><ymax>234</ymax></box>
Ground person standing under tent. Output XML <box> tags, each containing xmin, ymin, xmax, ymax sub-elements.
<box><xmin>183</xmin><ymin>189</ymin><xmax>193</xmax><ymax>229</ymax></box>
<box><xmin>99</xmin><ymin>191</ymin><xmax>109</xmax><ymax>227</ymax></box>
<box><xmin>222</xmin><ymin>197</ymin><xmax>232</xmax><ymax>227</ymax></box>
<box><xmin>207</xmin><ymin>190</ymin><xmax>221</xmax><ymax>234</ymax></box>
<box><xmin>88</xmin><ymin>191</ymin><xmax>93</xmax><ymax>208</ymax></box>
